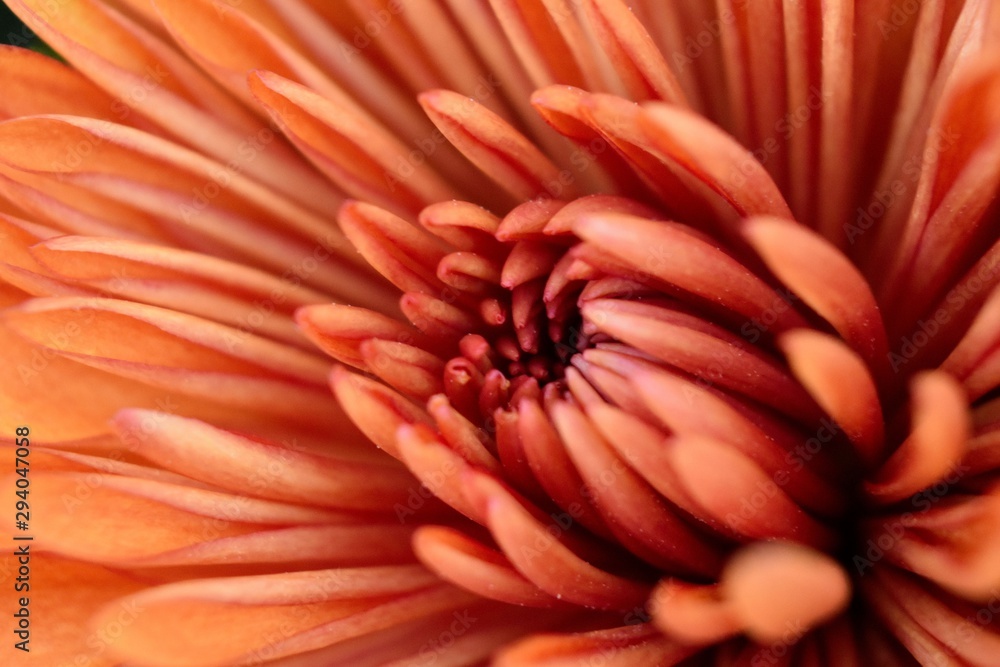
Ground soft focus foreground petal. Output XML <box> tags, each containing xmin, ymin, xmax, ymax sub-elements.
<box><xmin>779</xmin><ymin>329</ymin><xmax>885</xmax><ymax>469</ymax></box>
<box><xmin>871</xmin><ymin>491</ymin><xmax>1000</xmax><ymax>600</ymax></box>
<box><xmin>742</xmin><ymin>215</ymin><xmax>889</xmax><ymax>374</ymax></box>
<box><xmin>0</xmin><ymin>554</ymin><xmax>144</xmax><ymax>667</ymax></box>
<box><xmin>665</xmin><ymin>435</ymin><xmax>839</xmax><ymax>549</ymax></box>
<box><xmin>96</xmin><ymin>567</ymin><xmax>471</xmax><ymax>667</ymax></box>
<box><xmin>650</xmin><ymin>579</ymin><xmax>740</xmax><ymax>646</ymax></box>
<box><xmin>721</xmin><ymin>541</ymin><xmax>852</xmax><ymax>645</ymax></box>
<box><xmin>864</xmin><ymin>372</ymin><xmax>970</xmax><ymax>505</ymax></box>
<box><xmin>638</xmin><ymin>102</ymin><xmax>794</xmax><ymax>219</ymax></box>
<box><xmin>495</xmin><ymin>623</ymin><xmax>700</xmax><ymax>667</ymax></box>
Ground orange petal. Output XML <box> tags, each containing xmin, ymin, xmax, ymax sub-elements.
<box><xmin>864</xmin><ymin>371</ymin><xmax>970</xmax><ymax>505</ymax></box>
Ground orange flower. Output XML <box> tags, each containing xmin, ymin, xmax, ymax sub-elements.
<box><xmin>2</xmin><ymin>1</ymin><xmax>1000</xmax><ymax>665</ymax></box>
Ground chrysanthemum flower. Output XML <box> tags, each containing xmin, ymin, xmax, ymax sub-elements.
<box><xmin>2</xmin><ymin>0</ymin><xmax>1000</xmax><ymax>665</ymax></box>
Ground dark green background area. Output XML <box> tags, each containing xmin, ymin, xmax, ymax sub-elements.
<box><xmin>1</xmin><ymin>4</ymin><xmax>58</xmax><ymax>57</ymax></box>
<box><xmin>1</xmin><ymin>3</ymin><xmax>31</xmax><ymax>45</ymax></box>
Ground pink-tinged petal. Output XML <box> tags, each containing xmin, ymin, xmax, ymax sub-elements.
<box><xmin>871</xmin><ymin>568</ymin><xmax>1000</xmax><ymax>667</ymax></box>
<box><xmin>287</xmin><ymin>604</ymin><xmax>559</xmax><ymax>667</ymax></box>
<box><xmin>964</xmin><ymin>427</ymin><xmax>1000</xmax><ymax>477</ymax></box>
<box><xmin>722</xmin><ymin>542</ymin><xmax>852</xmax><ymax>645</ymax></box>
<box><xmin>529</xmin><ymin>85</ymin><xmax>654</xmax><ymax>199</ymax></box>
<box><xmin>879</xmin><ymin>53</ymin><xmax>1000</xmax><ymax>328</ymax></box>
<box><xmin>943</xmin><ymin>280</ymin><xmax>1000</xmax><ymax>401</ymax></box>
<box><xmin>30</xmin><ymin>235</ymin><xmax>328</xmax><ymax>348</ymax></box>
<box><xmin>870</xmin><ymin>492</ymin><xmax>1000</xmax><ymax>600</ymax></box>
<box><xmin>862</xmin><ymin>569</ymin><xmax>983</xmax><ymax>667</ymax></box>
<box><xmin>18</xmin><ymin>471</ymin><xmax>348</xmax><ymax>565</ymax></box>
<box><xmin>437</xmin><ymin>251</ymin><xmax>504</xmax><ymax>297</ymax></box>
<box><xmin>248</xmin><ymin>70</ymin><xmax>457</xmax><ymax>216</ymax></box>
<box><xmin>0</xmin><ymin>322</ymin><xmax>300</xmax><ymax>444</ymax></box>
<box><xmin>0</xmin><ymin>214</ymin><xmax>98</xmax><ymax>298</ymax></box>
<box><xmin>779</xmin><ymin>329</ymin><xmax>885</xmax><ymax>469</ymax></box>
<box><xmin>419</xmin><ymin>89</ymin><xmax>576</xmax><ymax>201</ymax></box>
<box><xmin>0</xmin><ymin>44</ymin><xmax>150</xmax><ymax>127</ymax></box>
<box><xmin>330</xmin><ymin>367</ymin><xmax>432</xmax><ymax>460</ymax></box>
<box><xmin>339</xmin><ymin>201</ymin><xmax>449</xmax><ymax>295</ymax></box>
<box><xmin>517</xmin><ymin>397</ymin><xmax>614</xmax><ymax>540</ymax></box>
<box><xmin>500</xmin><ymin>241</ymin><xmax>565</xmax><ymax>290</ymax></box>
<box><xmin>0</xmin><ymin>117</ymin><xmax>384</xmax><ymax>298</ymax></box>
<box><xmin>1</xmin><ymin>296</ymin><xmax>341</xmax><ymax>423</ymax></box>
<box><xmin>361</xmin><ymin>339</ymin><xmax>446</xmax><ymax>401</ymax></box>
<box><xmin>780</xmin><ymin>0</ymin><xmax>821</xmax><ymax>222</ymax></box>
<box><xmin>865</xmin><ymin>372</ymin><xmax>970</xmax><ymax>505</ymax></box>
<box><xmin>628</xmin><ymin>366</ymin><xmax>846</xmax><ymax>516</ymax></box>
<box><xmin>543</xmin><ymin>194</ymin><xmax>661</xmax><ymax>236</ymax></box>
<box><xmin>583</xmin><ymin>402</ymin><xmax>705</xmax><ymax>520</ymax></box>
<box><xmin>666</xmin><ymin>435</ymin><xmax>839</xmax><ymax>550</ymax></box>
<box><xmin>581</xmin><ymin>298</ymin><xmax>821</xmax><ymax>422</ymax></box>
<box><xmin>413</xmin><ymin>526</ymin><xmax>563</xmax><ymax>607</ymax></box>
<box><xmin>427</xmin><ymin>395</ymin><xmax>502</xmax><ymax>473</ymax></box>
<box><xmin>495</xmin><ymin>624</ymin><xmax>699</xmax><ymax>667</ymax></box>
<box><xmin>651</xmin><ymin>579</ymin><xmax>740</xmax><ymax>646</ymax></box>
<box><xmin>485</xmin><ymin>0</ymin><xmax>595</xmax><ymax>90</ymax></box>
<box><xmin>815</xmin><ymin>0</ymin><xmax>855</xmax><ymax>244</ymax></box>
<box><xmin>742</xmin><ymin>216</ymin><xmax>889</xmax><ymax>373</ymax></box>
<box><xmin>462</xmin><ymin>469</ymin><xmax>651</xmax><ymax>610</ymax></box>
<box><xmin>580</xmin><ymin>0</ymin><xmax>688</xmax><ymax>104</ymax></box>
<box><xmin>395</xmin><ymin>424</ymin><xmax>485</xmax><ymax>524</ymax></box>
<box><xmin>296</xmin><ymin>303</ymin><xmax>440</xmax><ymax>370</ymax></box>
<box><xmin>552</xmin><ymin>401</ymin><xmax>723</xmax><ymax>576</ymax></box>
<box><xmin>574</xmin><ymin>213</ymin><xmax>807</xmax><ymax>332</ymax></box>
<box><xmin>400</xmin><ymin>290</ymin><xmax>482</xmax><ymax>341</ymax></box>
<box><xmin>110</xmin><ymin>410</ymin><xmax>412</xmax><ymax>511</ymax></box>
<box><xmin>6</xmin><ymin>0</ymin><xmax>339</xmax><ymax>214</ymax></box>
<box><xmin>95</xmin><ymin>568</ymin><xmax>472</xmax><ymax>667</ymax></box>
<box><xmin>638</xmin><ymin>102</ymin><xmax>794</xmax><ymax>219</ymax></box>
<box><xmin>496</xmin><ymin>197</ymin><xmax>568</xmax><ymax>242</ymax></box>
<box><xmin>419</xmin><ymin>200</ymin><xmax>503</xmax><ymax>253</ymax></box>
